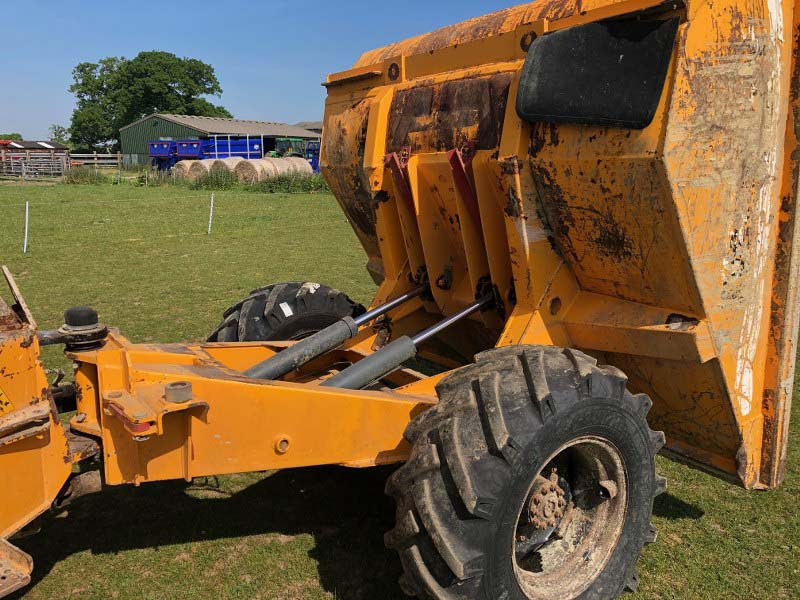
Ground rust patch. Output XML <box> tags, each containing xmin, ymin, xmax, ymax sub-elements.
<box><xmin>595</xmin><ymin>217</ymin><xmax>634</xmax><ymax>260</ymax></box>
<box><xmin>387</xmin><ymin>73</ymin><xmax>512</xmax><ymax>154</ymax></box>
<box><xmin>529</xmin><ymin>123</ymin><xmax>560</xmax><ymax>158</ymax></box>
<box><xmin>322</xmin><ymin>99</ymin><xmax>378</xmax><ymax>256</ymax></box>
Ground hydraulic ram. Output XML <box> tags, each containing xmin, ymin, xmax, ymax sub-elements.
<box><xmin>321</xmin><ymin>295</ymin><xmax>493</xmax><ymax>390</ymax></box>
<box><xmin>245</xmin><ymin>286</ymin><xmax>426</xmax><ymax>380</ymax></box>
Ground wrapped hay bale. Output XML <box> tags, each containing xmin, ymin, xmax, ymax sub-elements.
<box><xmin>285</xmin><ymin>156</ymin><xmax>314</xmax><ymax>175</ymax></box>
<box><xmin>172</xmin><ymin>160</ymin><xmax>193</xmax><ymax>179</ymax></box>
<box><xmin>210</xmin><ymin>156</ymin><xmax>243</xmax><ymax>174</ymax></box>
<box><xmin>189</xmin><ymin>159</ymin><xmax>214</xmax><ymax>180</ymax></box>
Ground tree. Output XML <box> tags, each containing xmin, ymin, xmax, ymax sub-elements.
<box><xmin>69</xmin><ymin>52</ymin><xmax>231</xmax><ymax>150</ymax></box>
<box><xmin>0</xmin><ymin>133</ymin><xmax>23</xmax><ymax>141</ymax></box>
<box><xmin>48</xmin><ymin>124</ymin><xmax>70</xmax><ymax>147</ymax></box>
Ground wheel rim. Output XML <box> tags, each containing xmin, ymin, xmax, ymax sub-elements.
<box><xmin>512</xmin><ymin>436</ymin><xmax>628</xmax><ymax>599</ymax></box>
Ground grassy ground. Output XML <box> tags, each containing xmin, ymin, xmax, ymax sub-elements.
<box><xmin>1</xmin><ymin>183</ymin><xmax>798</xmax><ymax>599</ymax></box>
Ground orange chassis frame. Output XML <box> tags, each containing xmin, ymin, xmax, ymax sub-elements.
<box><xmin>3</xmin><ymin>0</ymin><xmax>800</xmax><ymax>591</ymax></box>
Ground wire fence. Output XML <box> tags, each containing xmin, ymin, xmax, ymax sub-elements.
<box><xmin>0</xmin><ymin>187</ymin><xmax>350</xmax><ymax>254</ymax></box>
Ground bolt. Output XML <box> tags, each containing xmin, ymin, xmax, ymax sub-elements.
<box><xmin>274</xmin><ymin>436</ymin><xmax>291</xmax><ymax>455</ymax></box>
<box><xmin>75</xmin><ymin>413</ymin><xmax>87</xmax><ymax>423</ymax></box>
<box><xmin>165</xmin><ymin>381</ymin><xmax>192</xmax><ymax>404</ymax></box>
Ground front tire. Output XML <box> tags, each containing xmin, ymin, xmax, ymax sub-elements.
<box><xmin>208</xmin><ymin>281</ymin><xmax>365</xmax><ymax>342</ymax></box>
<box><xmin>385</xmin><ymin>345</ymin><xmax>666</xmax><ymax>600</ymax></box>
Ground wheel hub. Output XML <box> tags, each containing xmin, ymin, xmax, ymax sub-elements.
<box><xmin>515</xmin><ymin>470</ymin><xmax>571</xmax><ymax>559</ymax></box>
<box><xmin>527</xmin><ymin>470</ymin><xmax>566</xmax><ymax>529</ymax></box>
<box><xmin>513</xmin><ymin>437</ymin><xmax>629</xmax><ymax>600</ymax></box>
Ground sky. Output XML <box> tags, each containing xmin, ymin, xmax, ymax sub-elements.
<box><xmin>2</xmin><ymin>1</ymin><xmax>523</xmax><ymax>140</ymax></box>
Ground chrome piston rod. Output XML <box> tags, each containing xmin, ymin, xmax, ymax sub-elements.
<box><xmin>320</xmin><ymin>295</ymin><xmax>493</xmax><ymax>390</ymax></box>
<box><xmin>245</xmin><ymin>286</ymin><xmax>426</xmax><ymax>380</ymax></box>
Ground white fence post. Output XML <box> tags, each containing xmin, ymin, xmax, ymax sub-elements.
<box><xmin>22</xmin><ymin>201</ymin><xmax>29</xmax><ymax>253</ymax></box>
<box><xmin>207</xmin><ymin>193</ymin><xmax>215</xmax><ymax>235</ymax></box>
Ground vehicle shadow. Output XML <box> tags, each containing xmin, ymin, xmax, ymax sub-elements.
<box><xmin>652</xmin><ymin>492</ymin><xmax>705</xmax><ymax>520</ymax></box>
<box><xmin>11</xmin><ymin>466</ymin><xmax>407</xmax><ymax>600</ymax></box>
<box><xmin>11</xmin><ymin>468</ymin><xmax>706</xmax><ymax>599</ymax></box>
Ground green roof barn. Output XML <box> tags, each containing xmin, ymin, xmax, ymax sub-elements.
<box><xmin>119</xmin><ymin>114</ymin><xmax>320</xmax><ymax>167</ymax></box>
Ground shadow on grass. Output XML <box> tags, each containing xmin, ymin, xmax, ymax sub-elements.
<box><xmin>11</xmin><ymin>466</ymin><xmax>407</xmax><ymax>600</ymax></box>
<box><xmin>11</xmin><ymin>468</ymin><xmax>706</xmax><ymax>599</ymax></box>
<box><xmin>653</xmin><ymin>492</ymin><xmax>704</xmax><ymax>520</ymax></box>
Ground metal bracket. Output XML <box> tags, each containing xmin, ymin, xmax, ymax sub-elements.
<box><xmin>447</xmin><ymin>143</ymin><xmax>482</xmax><ymax>231</ymax></box>
<box><xmin>385</xmin><ymin>148</ymin><xmax>416</xmax><ymax>218</ymax></box>
<box><xmin>0</xmin><ymin>402</ymin><xmax>51</xmax><ymax>449</ymax></box>
<box><xmin>103</xmin><ymin>383</ymin><xmax>208</xmax><ymax>439</ymax></box>
<box><xmin>0</xmin><ymin>539</ymin><xmax>32</xmax><ymax>597</ymax></box>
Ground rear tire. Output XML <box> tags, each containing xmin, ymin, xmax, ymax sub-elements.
<box><xmin>208</xmin><ymin>281</ymin><xmax>365</xmax><ymax>342</ymax></box>
<box><xmin>385</xmin><ymin>345</ymin><xmax>666</xmax><ymax>600</ymax></box>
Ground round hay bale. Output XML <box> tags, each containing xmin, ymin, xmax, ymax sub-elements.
<box><xmin>234</xmin><ymin>159</ymin><xmax>262</xmax><ymax>183</ymax></box>
<box><xmin>189</xmin><ymin>159</ymin><xmax>214</xmax><ymax>180</ymax></box>
<box><xmin>266</xmin><ymin>157</ymin><xmax>293</xmax><ymax>176</ymax></box>
<box><xmin>210</xmin><ymin>156</ymin><xmax>243</xmax><ymax>174</ymax></box>
<box><xmin>285</xmin><ymin>156</ymin><xmax>314</xmax><ymax>175</ymax></box>
<box><xmin>283</xmin><ymin>157</ymin><xmax>299</xmax><ymax>174</ymax></box>
<box><xmin>172</xmin><ymin>160</ymin><xmax>193</xmax><ymax>179</ymax></box>
<box><xmin>257</xmin><ymin>158</ymin><xmax>279</xmax><ymax>180</ymax></box>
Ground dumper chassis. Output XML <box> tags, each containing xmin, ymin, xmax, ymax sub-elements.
<box><xmin>2</xmin><ymin>0</ymin><xmax>800</xmax><ymax>598</ymax></box>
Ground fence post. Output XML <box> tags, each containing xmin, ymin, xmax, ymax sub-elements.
<box><xmin>207</xmin><ymin>193</ymin><xmax>215</xmax><ymax>235</ymax></box>
<box><xmin>23</xmin><ymin>201</ymin><xmax>29</xmax><ymax>253</ymax></box>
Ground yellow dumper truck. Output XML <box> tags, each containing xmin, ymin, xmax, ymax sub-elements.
<box><xmin>1</xmin><ymin>0</ymin><xmax>798</xmax><ymax>597</ymax></box>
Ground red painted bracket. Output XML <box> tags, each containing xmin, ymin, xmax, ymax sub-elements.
<box><xmin>447</xmin><ymin>142</ymin><xmax>482</xmax><ymax>231</ymax></box>
<box><xmin>385</xmin><ymin>148</ymin><xmax>416</xmax><ymax>219</ymax></box>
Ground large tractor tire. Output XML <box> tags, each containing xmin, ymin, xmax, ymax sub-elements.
<box><xmin>385</xmin><ymin>345</ymin><xmax>666</xmax><ymax>600</ymax></box>
<box><xmin>208</xmin><ymin>281</ymin><xmax>365</xmax><ymax>342</ymax></box>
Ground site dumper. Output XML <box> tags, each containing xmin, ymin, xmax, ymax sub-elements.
<box><xmin>2</xmin><ymin>0</ymin><xmax>799</xmax><ymax>597</ymax></box>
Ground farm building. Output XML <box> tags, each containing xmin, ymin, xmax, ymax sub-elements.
<box><xmin>0</xmin><ymin>140</ymin><xmax>69</xmax><ymax>158</ymax></box>
<box><xmin>119</xmin><ymin>114</ymin><xmax>320</xmax><ymax>167</ymax></box>
<box><xmin>294</xmin><ymin>121</ymin><xmax>323</xmax><ymax>135</ymax></box>
<box><xmin>0</xmin><ymin>140</ymin><xmax>70</xmax><ymax>177</ymax></box>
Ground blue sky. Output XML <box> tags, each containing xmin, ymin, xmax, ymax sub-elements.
<box><xmin>3</xmin><ymin>1</ymin><xmax>522</xmax><ymax>139</ymax></box>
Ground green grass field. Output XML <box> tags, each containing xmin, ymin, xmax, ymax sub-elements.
<box><xmin>1</xmin><ymin>182</ymin><xmax>798</xmax><ymax>599</ymax></box>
